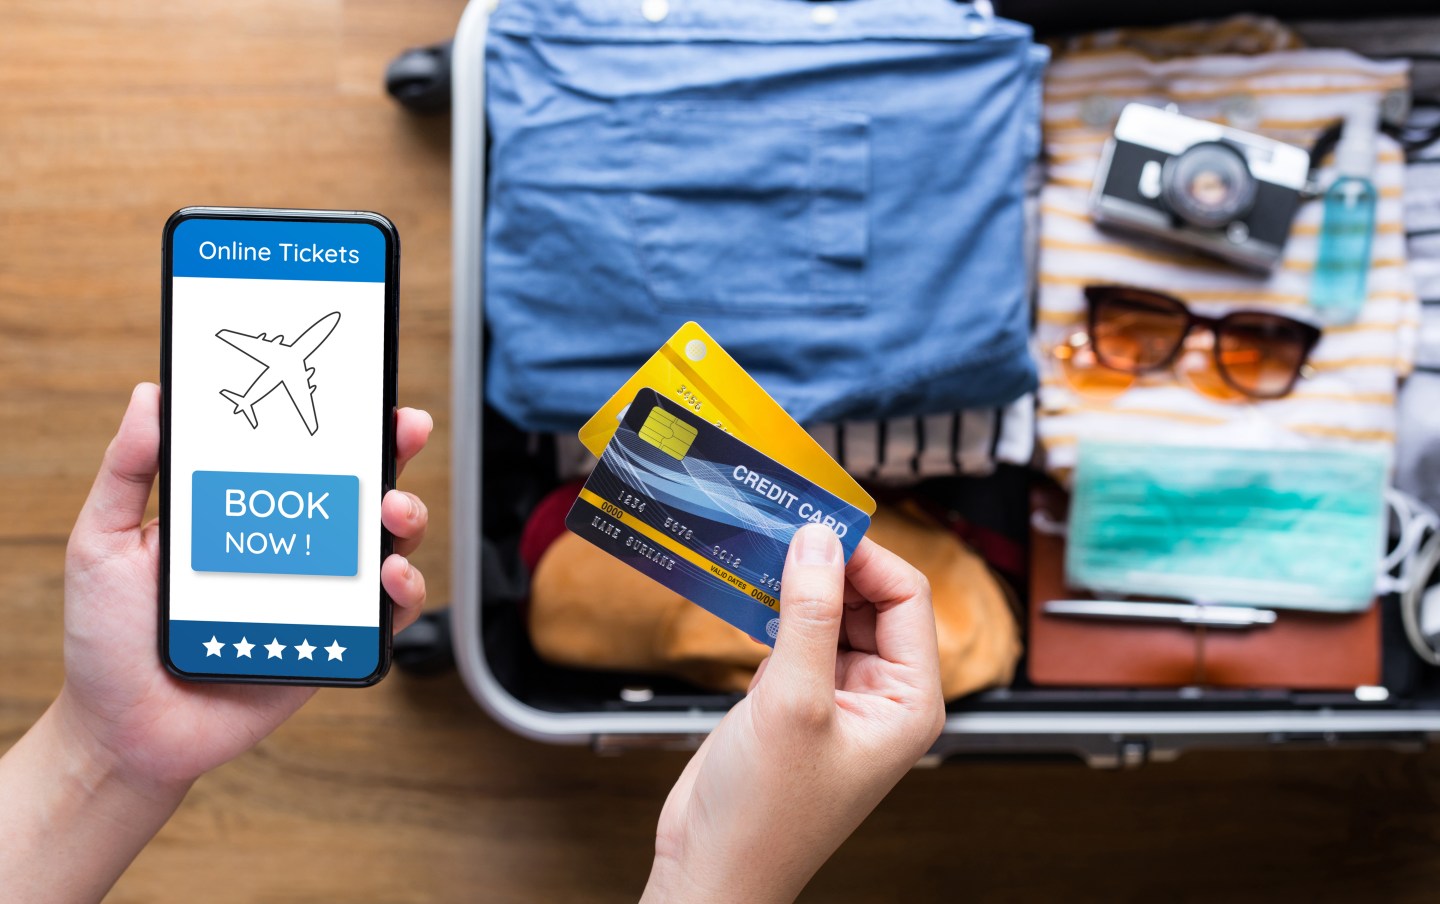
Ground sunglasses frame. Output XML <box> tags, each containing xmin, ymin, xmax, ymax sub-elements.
<box><xmin>1082</xmin><ymin>284</ymin><xmax>1322</xmax><ymax>400</ymax></box>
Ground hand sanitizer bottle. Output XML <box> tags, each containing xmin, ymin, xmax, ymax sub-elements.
<box><xmin>1310</xmin><ymin>106</ymin><xmax>1379</xmax><ymax>325</ymax></box>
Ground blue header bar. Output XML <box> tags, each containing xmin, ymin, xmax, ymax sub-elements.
<box><xmin>171</xmin><ymin>217</ymin><xmax>388</xmax><ymax>282</ymax></box>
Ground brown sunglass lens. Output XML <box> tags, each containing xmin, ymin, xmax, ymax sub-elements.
<box><xmin>1215</xmin><ymin>312</ymin><xmax>1312</xmax><ymax>398</ymax></box>
<box><xmin>1090</xmin><ymin>291</ymin><xmax>1189</xmax><ymax>373</ymax></box>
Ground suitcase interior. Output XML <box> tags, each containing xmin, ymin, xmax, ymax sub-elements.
<box><xmin>450</xmin><ymin>1</ymin><xmax>1440</xmax><ymax>760</ymax></box>
<box><xmin>475</xmin><ymin>401</ymin><xmax>1440</xmax><ymax>733</ymax></box>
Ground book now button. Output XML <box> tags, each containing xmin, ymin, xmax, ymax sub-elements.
<box><xmin>191</xmin><ymin>470</ymin><xmax>360</xmax><ymax>576</ymax></box>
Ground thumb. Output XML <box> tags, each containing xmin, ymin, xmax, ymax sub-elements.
<box><xmin>766</xmin><ymin>524</ymin><xmax>845</xmax><ymax>719</ymax></box>
<box><xmin>75</xmin><ymin>384</ymin><xmax>161</xmax><ymax>540</ymax></box>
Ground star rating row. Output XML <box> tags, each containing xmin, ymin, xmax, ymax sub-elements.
<box><xmin>202</xmin><ymin>635</ymin><xmax>347</xmax><ymax>662</ymax></box>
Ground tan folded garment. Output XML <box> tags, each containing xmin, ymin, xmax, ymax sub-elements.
<box><xmin>528</xmin><ymin>501</ymin><xmax>1020</xmax><ymax>699</ymax></box>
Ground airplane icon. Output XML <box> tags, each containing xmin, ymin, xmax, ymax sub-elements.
<box><xmin>215</xmin><ymin>311</ymin><xmax>340</xmax><ymax>435</ymax></box>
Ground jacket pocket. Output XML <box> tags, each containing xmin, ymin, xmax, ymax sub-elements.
<box><xmin>628</xmin><ymin>103</ymin><xmax>870</xmax><ymax>313</ymax></box>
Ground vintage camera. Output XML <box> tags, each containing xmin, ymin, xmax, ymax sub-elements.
<box><xmin>1090</xmin><ymin>104</ymin><xmax>1312</xmax><ymax>270</ymax></box>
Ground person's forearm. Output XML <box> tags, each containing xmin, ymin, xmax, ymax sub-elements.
<box><xmin>642</xmin><ymin>856</ymin><xmax>739</xmax><ymax>904</ymax></box>
<box><xmin>642</xmin><ymin>849</ymin><xmax>814</xmax><ymax>904</ymax></box>
<box><xmin>0</xmin><ymin>691</ymin><xmax>190</xmax><ymax>903</ymax></box>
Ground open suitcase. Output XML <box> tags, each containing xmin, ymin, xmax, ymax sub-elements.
<box><xmin>442</xmin><ymin>0</ymin><xmax>1440</xmax><ymax>767</ymax></box>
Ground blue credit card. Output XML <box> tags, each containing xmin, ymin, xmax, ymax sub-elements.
<box><xmin>566</xmin><ymin>388</ymin><xmax>871</xmax><ymax>646</ymax></box>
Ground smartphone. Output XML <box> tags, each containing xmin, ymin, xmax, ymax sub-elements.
<box><xmin>160</xmin><ymin>207</ymin><xmax>400</xmax><ymax>686</ymax></box>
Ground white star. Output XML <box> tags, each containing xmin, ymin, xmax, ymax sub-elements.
<box><xmin>325</xmin><ymin>640</ymin><xmax>347</xmax><ymax>662</ymax></box>
<box><xmin>233</xmin><ymin>637</ymin><xmax>255</xmax><ymax>658</ymax></box>
<box><xmin>264</xmin><ymin>638</ymin><xmax>286</xmax><ymax>659</ymax></box>
<box><xmin>295</xmin><ymin>639</ymin><xmax>316</xmax><ymax>660</ymax></box>
<box><xmin>203</xmin><ymin>635</ymin><xmax>225</xmax><ymax>657</ymax></box>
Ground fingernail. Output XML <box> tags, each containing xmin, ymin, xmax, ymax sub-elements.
<box><xmin>398</xmin><ymin>555</ymin><xmax>413</xmax><ymax>578</ymax></box>
<box><xmin>793</xmin><ymin>524</ymin><xmax>840</xmax><ymax>566</ymax></box>
<box><xmin>406</xmin><ymin>493</ymin><xmax>419</xmax><ymax>519</ymax></box>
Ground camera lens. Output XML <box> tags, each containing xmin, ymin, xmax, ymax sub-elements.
<box><xmin>1161</xmin><ymin>141</ymin><xmax>1257</xmax><ymax>230</ymax></box>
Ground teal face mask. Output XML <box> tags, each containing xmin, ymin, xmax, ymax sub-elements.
<box><xmin>1066</xmin><ymin>441</ymin><xmax>1390</xmax><ymax>612</ymax></box>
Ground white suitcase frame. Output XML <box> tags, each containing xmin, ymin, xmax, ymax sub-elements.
<box><xmin>447</xmin><ymin>0</ymin><xmax>1440</xmax><ymax>765</ymax></box>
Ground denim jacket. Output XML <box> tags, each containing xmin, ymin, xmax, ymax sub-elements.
<box><xmin>482</xmin><ymin>0</ymin><xmax>1048</xmax><ymax>431</ymax></box>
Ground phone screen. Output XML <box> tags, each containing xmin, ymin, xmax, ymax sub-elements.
<box><xmin>161</xmin><ymin>210</ymin><xmax>398</xmax><ymax>684</ymax></box>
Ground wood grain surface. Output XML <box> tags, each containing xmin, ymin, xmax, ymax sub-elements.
<box><xmin>4</xmin><ymin>2</ymin><xmax>1440</xmax><ymax>902</ymax></box>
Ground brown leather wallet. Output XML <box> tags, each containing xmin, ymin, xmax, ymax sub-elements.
<box><xmin>1027</xmin><ymin>483</ymin><xmax>1381</xmax><ymax>690</ymax></box>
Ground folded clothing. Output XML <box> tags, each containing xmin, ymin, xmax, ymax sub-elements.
<box><xmin>1326</xmin><ymin>22</ymin><xmax>1440</xmax><ymax>513</ymax></box>
<box><xmin>523</xmin><ymin>482</ymin><xmax>1020</xmax><ymax>699</ymax></box>
<box><xmin>805</xmin><ymin>397</ymin><xmax>1035</xmax><ymax>484</ymax></box>
<box><xmin>482</xmin><ymin>0</ymin><xmax>1048</xmax><ymax>432</ymax></box>
<box><xmin>550</xmin><ymin>397</ymin><xmax>1037</xmax><ymax>490</ymax></box>
<box><xmin>1033</xmin><ymin>15</ymin><xmax>1418</xmax><ymax>478</ymax></box>
<box><xmin>1027</xmin><ymin>482</ymin><xmax>1381</xmax><ymax>690</ymax></box>
<box><xmin>1397</xmin><ymin>137</ymin><xmax>1440</xmax><ymax>512</ymax></box>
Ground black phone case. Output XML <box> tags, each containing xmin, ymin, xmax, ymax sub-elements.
<box><xmin>158</xmin><ymin>206</ymin><xmax>401</xmax><ymax>687</ymax></box>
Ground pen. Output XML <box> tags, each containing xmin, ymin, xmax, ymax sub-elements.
<box><xmin>1043</xmin><ymin>600</ymin><xmax>1278</xmax><ymax>629</ymax></box>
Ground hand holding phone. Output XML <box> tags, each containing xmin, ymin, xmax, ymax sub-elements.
<box><xmin>161</xmin><ymin>208</ymin><xmax>404</xmax><ymax>686</ymax></box>
<box><xmin>60</xmin><ymin>384</ymin><xmax>432</xmax><ymax>786</ymax></box>
<box><xmin>0</xmin><ymin>384</ymin><xmax>429</xmax><ymax>902</ymax></box>
<box><xmin>0</xmin><ymin>209</ymin><xmax>425</xmax><ymax>902</ymax></box>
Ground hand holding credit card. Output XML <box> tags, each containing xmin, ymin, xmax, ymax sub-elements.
<box><xmin>567</xmin><ymin>324</ymin><xmax>873</xmax><ymax>645</ymax></box>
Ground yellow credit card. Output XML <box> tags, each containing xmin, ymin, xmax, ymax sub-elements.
<box><xmin>578</xmin><ymin>322</ymin><xmax>875</xmax><ymax>515</ymax></box>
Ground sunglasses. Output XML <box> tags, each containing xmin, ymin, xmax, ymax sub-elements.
<box><xmin>1077</xmin><ymin>285</ymin><xmax>1321</xmax><ymax>400</ymax></box>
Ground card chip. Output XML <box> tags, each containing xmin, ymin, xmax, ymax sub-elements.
<box><xmin>638</xmin><ymin>406</ymin><xmax>697</xmax><ymax>460</ymax></box>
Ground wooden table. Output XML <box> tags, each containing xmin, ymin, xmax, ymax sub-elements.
<box><xmin>3</xmin><ymin>2</ymin><xmax>1439</xmax><ymax>901</ymax></box>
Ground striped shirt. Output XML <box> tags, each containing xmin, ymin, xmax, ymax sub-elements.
<box><xmin>552</xmin><ymin>395</ymin><xmax>1035</xmax><ymax>486</ymax></box>
<box><xmin>1034</xmin><ymin>15</ymin><xmax>1418</xmax><ymax>476</ymax></box>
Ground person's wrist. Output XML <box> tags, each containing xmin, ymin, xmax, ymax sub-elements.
<box><xmin>642</xmin><ymin>852</ymin><xmax>725</xmax><ymax>904</ymax></box>
<box><xmin>643</xmin><ymin>847</ymin><xmax>803</xmax><ymax>904</ymax></box>
<box><xmin>47</xmin><ymin>687</ymin><xmax>193</xmax><ymax>808</ymax></box>
<box><xmin>0</xmin><ymin>691</ymin><xmax>194</xmax><ymax>902</ymax></box>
